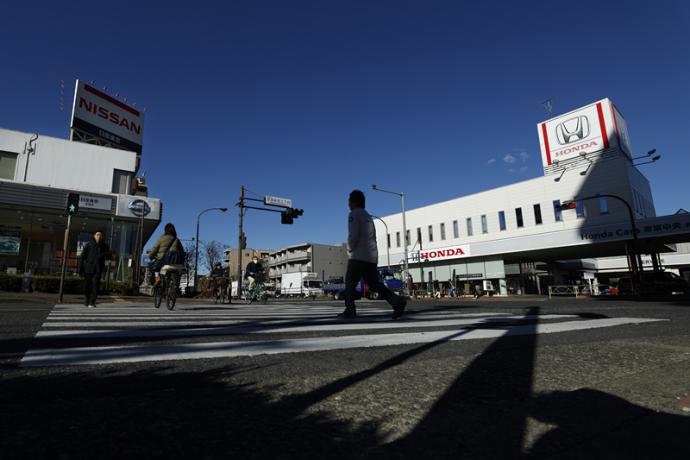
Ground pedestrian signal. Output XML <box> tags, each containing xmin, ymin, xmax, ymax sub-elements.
<box><xmin>67</xmin><ymin>193</ymin><xmax>80</xmax><ymax>215</ymax></box>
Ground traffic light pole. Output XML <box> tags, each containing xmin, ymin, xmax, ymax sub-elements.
<box><xmin>235</xmin><ymin>187</ymin><xmax>302</xmax><ymax>299</ymax></box>
<box><xmin>57</xmin><ymin>214</ymin><xmax>72</xmax><ymax>304</ymax></box>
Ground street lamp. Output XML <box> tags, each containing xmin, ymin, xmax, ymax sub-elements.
<box><xmin>371</xmin><ymin>184</ymin><xmax>410</xmax><ymax>293</ymax></box>
<box><xmin>371</xmin><ymin>215</ymin><xmax>390</xmax><ymax>268</ymax></box>
<box><xmin>195</xmin><ymin>207</ymin><xmax>228</xmax><ymax>293</ymax></box>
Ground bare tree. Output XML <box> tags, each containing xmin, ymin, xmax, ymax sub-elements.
<box><xmin>183</xmin><ymin>241</ymin><xmax>197</xmax><ymax>272</ymax></box>
<box><xmin>202</xmin><ymin>240</ymin><xmax>225</xmax><ymax>273</ymax></box>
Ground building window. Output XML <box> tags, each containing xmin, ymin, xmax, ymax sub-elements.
<box><xmin>396</xmin><ymin>231</ymin><xmax>401</xmax><ymax>248</ymax></box>
<box><xmin>466</xmin><ymin>217</ymin><xmax>473</xmax><ymax>237</ymax></box>
<box><xmin>0</xmin><ymin>151</ymin><xmax>18</xmax><ymax>180</ymax></box>
<box><xmin>452</xmin><ymin>220</ymin><xmax>459</xmax><ymax>238</ymax></box>
<box><xmin>112</xmin><ymin>169</ymin><xmax>134</xmax><ymax>194</ymax></box>
<box><xmin>440</xmin><ymin>223</ymin><xmax>446</xmax><ymax>240</ymax></box>
<box><xmin>553</xmin><ymin>200</ymin><xmax>562</xmax><ymax>222</ymax></box>
<box><xmin>576</xmin><ymin>200</ymin><xmax>585</xmax><ymax>218</ymax></box>
<box><xmin>416</xmin><ymin>227</ymin><xmax>422</xmax><ymax>244</ymax></box>
<box><xmin>405</xmin><ymin>230</ymin><xmax>410</xmax><ymax>246</ymax></box>
<box><xmin>498</xmin><ymin>211</ymin><xmax>506</xmax><ymax>231</ymax></box>
<box><xmin>599</xmin><ymin>193</ymin><xmax>608</xmax><ymax>214</ymax></box>
<box><xmin>534</xmin><ymin>204</ymin><xmax>543</xmax><ymax>225</ymax></box>
<box><xmin>387</xmin><ymin>234</ymin><xmax>391</xmax><ymax>249</ymax></box>
<box><xmin>516</xmin><ymin>207</ymin><xmax>524</xmax><ymax>228</ymax></box>
<box><xmin>428</xmin><ymin>225</ymin><xmax>434</xmax><ymax>242</ymax></box>
<box><xmin>481</xmin><ymin>215</ymin><xmax>488</xmax><ymax>234</ymax></box>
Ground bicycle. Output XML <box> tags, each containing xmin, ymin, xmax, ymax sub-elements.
<box><xmin>208</xmin><ymin>276</ymin><xmax>228</xmax><ymax>304</ymax></box>
<box><xmin>244</xmin><ymin>281</ymin><xmax>269</xmax><ymax>304</ymax></box>
<box><xmin>153</xmin><ymin>264</ymin><xmax>184</xmax><ymax>310</ymax></box>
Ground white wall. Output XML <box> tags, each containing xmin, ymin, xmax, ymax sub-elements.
<box><xmin>0</xmin><ymin>128</ymin><xmax>136</xmax><ymax>194</ymax></box>
<box><xmin>374</xmin><ymin>155</ymin><xmax>645</xmax><ymax>266</ymax></box>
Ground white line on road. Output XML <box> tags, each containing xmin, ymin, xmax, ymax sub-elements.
<box><xmin>34</xmin><ymin>314</ymin><xmax>578</xmax><ymax>338</ymax></box>
<box><xmin>21</xmin><ymin>317</ymin><xmax>666</xmax><ymax>367</ymax></box>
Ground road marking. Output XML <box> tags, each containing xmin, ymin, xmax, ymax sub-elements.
<box><xmin>34</xmin><ymin>314</ymin><xmax>578</xmax><ymax>338</ymax></box>
<box><xmin>21</xmin><ymin>317</ymin><xmax>666</xmax><ymax>367</ymax></box>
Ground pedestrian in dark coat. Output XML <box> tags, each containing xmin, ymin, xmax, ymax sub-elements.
<box><xmin>79</xmin><ymin>230</ymin><xmax>112</xmax><ymax>308</ymax></box>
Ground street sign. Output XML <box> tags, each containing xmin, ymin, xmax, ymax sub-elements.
<box><xmin>67</xmin><ymin>193</ymin><xmax>80</xmax><ymax>215</ymax></box>
<box><xmin>264</xmin><ymin>195</ymin><xmax>292</xmax><ymax>208</ymax></box>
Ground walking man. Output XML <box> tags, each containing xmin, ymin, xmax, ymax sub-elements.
<box><xmin>339</xmin><ymin>190</ymin><xmax>407</xmax><ymax>319</ymax></box>
<box><xmin>78</xmin><ymin>229</ymin><xmax>112</xmax><ymax>308</ymax></box>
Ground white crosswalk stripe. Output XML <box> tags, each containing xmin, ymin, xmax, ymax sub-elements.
<box><xmin>21</xmin><ymin>301</ymin><xmax>668</xmax><ymax>367</ymax></box>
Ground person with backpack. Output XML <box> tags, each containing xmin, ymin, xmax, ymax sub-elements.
<box><xmin>146</xmin><ymin>223</ymin><xmax>184</xmax><ymax>285</ymax></box>
<box><xmin>78</xmin><ymin>229</ymin><xmax>113</xmax><ymax>308</ymax></box>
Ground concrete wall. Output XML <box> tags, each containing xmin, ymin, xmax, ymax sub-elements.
<box><xmin>0</xmin><ymin>128</ymin><xmax>136</xmax><ymax>194</ymax></box>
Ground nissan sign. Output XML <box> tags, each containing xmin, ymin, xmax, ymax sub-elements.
<box><xmin>116</xmin><ymin>196</ymin><xmax>161</xmax><ymax>221</ymax></box>
<box><xmin>128</xmin><ymin>199</ymin><xmax>151</xmax><ymax>217</ymax></box>
<box><xmin>70</xmin><ymin>80</ymin><xmax>145</xmax><ymax>154</ymax></box>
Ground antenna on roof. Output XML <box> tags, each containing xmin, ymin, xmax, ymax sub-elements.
<box><xmin>540</xmin><ymin>97</ymin><xmax>554</xmax><ymax>116</ymax></box>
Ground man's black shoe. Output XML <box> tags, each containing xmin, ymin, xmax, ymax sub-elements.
<box><xmin>392</xmin><ymin>297</ymin><xmax>407</xmax><ymax>319</ymax></box>
<box><xmin>337</xmin><ymin>309</ymin><xmax>356</xmax><ymax>319</ymax></box>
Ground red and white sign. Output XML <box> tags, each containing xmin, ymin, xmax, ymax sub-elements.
<box><xmin>537</xmin><ymin>98</ymin><xmax>631</xmax><ymax>167</ymax></box>
<box><xmin>409</xmin><ymin>244</ymin><xmax>471</xmax><ymax>263</ymax></box>
<box><xmin>70</xmin><ymin>80</ymin><xmax>145</xmax><ymax>154</ymax></box>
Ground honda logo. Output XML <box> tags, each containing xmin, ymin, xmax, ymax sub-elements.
<box><xmin>556</xmin><ymin>116</ymin><xmax>590</xmax><ymax>145</ymax></box>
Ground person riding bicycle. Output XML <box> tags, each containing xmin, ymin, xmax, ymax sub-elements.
<box><xmin>245</xmin><ymin>256</ymin><xmax>264</xmax><ymax>290</ymax></box>
<box><xmin>146</xmin><ymin>223</ymin><xmax>183</xmax><ymax>285</ymax></box>
<box><xmin>209</xmin><ymin>262</ymin><xmax>227</xmax><ymax>295</ymax></box>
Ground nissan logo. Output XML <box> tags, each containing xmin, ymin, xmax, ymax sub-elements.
<box><xmin>556</xmin><ymin>115</ymin><xmax>590</xmax><ymax>145</ymax></box>
<box><xmin>128</xmin><ymin>199</ymin><xmax>151</xmax><ymax>217</ymax></box>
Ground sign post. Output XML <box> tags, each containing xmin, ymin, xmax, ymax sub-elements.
<box><xmin>58</xmin><ymin>194</ymin><xmax>79</xmax><ymax>303</ymax></box>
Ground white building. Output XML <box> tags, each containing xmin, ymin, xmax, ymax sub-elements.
<box><xmin>268</xmin><ymin>243</ymin><xmax>348</xmax><ymax>284</ymax></box>
<box><xmin>373</xmin><ymin>99</ymin><xmax>690</xmax><ymax>295</ymax></box>
<box><xmin>0</xmin><ymin>127</ymin><xmax>162</xmax><ymax>280</ymax></box>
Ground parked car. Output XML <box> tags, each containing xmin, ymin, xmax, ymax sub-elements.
<box><xmin>618</xmin><ymin>271</ymin><xmax>689</xmax><ymax>296</ymax></box>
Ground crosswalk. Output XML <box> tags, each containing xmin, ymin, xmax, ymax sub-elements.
<box><xmin>21</xmin><ymin>301</ymin><xmax>667</xmax><ymax>367</ymax></box>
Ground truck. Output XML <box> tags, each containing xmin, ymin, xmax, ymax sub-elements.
<box><xmin>280</xmin><ymin>272</ymin><xmax>324</xmax><ymax>298</ymax></box>
<box><xmin>322</xmin><ymin>267</ymin><xmax>406</xmax><ymax>300</ymax></box>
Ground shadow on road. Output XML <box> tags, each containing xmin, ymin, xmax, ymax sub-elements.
<box><xmin>2</xmin><ymin>306</ymin><xmax>688</xmax><ymax>459</ymax></box>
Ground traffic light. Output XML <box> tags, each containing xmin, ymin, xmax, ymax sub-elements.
<box><xmin>280</xmin><ymin>208</ymin><xmax>304</xmax><ymax>225</ymax></box>
<box><xmin>556</xmin><ymin>200</ymin><xmax>577</xmax><ymax>211</ymax></box>
<box><xmin>66</xmin><ymin>193</ymin><xmax>80</xmax><ymax>215</ymax></box>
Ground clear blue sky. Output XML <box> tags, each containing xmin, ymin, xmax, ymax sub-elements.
<box><xmin>2</xmin><ymin>0</ymin><xmax>690</xmax><ymax>250</ymax></box>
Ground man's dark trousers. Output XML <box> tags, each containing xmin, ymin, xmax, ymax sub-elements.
<box><xmin>84</xmin><ymin>274</ymin><xmax>101</xmax><ymax>306</ymax></box>
<box><xmin>344</xmin><ymin>259</ymin><xmax>397</xmax><ymax>312</ymax></box>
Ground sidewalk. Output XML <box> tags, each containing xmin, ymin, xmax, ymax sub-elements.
<box><xmin>0</xmin><ymin>290</ymin><xmax>155</xmax><ymax>305</ymax></box>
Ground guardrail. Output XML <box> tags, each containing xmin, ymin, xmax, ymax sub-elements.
<box><xmin>548</xmin><ymin>285</ymin><xmax>581</xmax><ymax>299</ymax></box>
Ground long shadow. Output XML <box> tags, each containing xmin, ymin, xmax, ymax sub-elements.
<box><xmin>527</xmin><ymin>388</ymin><xmax>690</xmax><ymax>459</ymax></box>
<box><xmin>378</xmin><ymin>306</ymin><xmax>541</xmax><ymax>459</ymax></box>
<box><xmin>0</xmin><ymin>364</ymin><xmax>385</xmax><ymax>459</ymax></box>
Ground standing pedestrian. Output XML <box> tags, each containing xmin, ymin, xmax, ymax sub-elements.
<box><xmin>338</xmin><ymin>190</ymin><xmax>407</xmax><ymax>319</ymax></box>
<box><xmin>78</xmin><ymin>229</ymin><xmax>112</xmax><ymax>308</ymax></box>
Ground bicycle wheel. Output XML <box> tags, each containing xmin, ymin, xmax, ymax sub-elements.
<box><xmin>153</xmin><ymin>284</ymin><xmax>163</xmax><ymax>308</ymax></box>
<box><xmin>166</xmin><ymin>274</ymin><xmax>178</xmax><ymax>310</ymax></box>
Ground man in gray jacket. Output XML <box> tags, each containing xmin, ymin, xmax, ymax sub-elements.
<box><xmin>339</xmin><ymin>190</ymin><xmax>407</xmax><ymax>319</ymax></box>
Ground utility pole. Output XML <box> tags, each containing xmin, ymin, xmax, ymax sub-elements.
<box><xmin>236</xmin><ymin>186</ymin><xmax>245</xmax><ymax>299</ymax></box>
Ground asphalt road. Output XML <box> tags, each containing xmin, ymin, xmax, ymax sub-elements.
<box><xmin>1</xmin><ymin>295</ymin><xmax>689</xmax><ymax>459</ymax></box>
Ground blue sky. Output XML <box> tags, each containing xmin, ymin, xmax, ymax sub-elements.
<box><xmin>2</xmin><ymin>0</ymin><xmax>690</xmax><ymax>250</ymax></box>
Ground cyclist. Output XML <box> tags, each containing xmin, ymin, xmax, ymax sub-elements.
<box><xmin>245</xmin><ymin>256</ymin><xmax>264</xmax><ymax>290</ymax></box>
<box><xmin>208</xmin><ymin>262</ymin><xmax>228</xmax><ymax>299</ymax></box>
<box><xmin>146</xmin><ymin>223</ymin><xmax>183</xmax><ymax>285</ymax></box>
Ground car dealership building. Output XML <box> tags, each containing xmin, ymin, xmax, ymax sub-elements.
<box><xmin>0</xmin><ymin>81</ymin><xmax>162</xmax><ymax>281</ymax></box>
<box><xmin>374</xmin><ymin>99</ymin><xmax>690</xmax><ymax>295</ymax></box>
